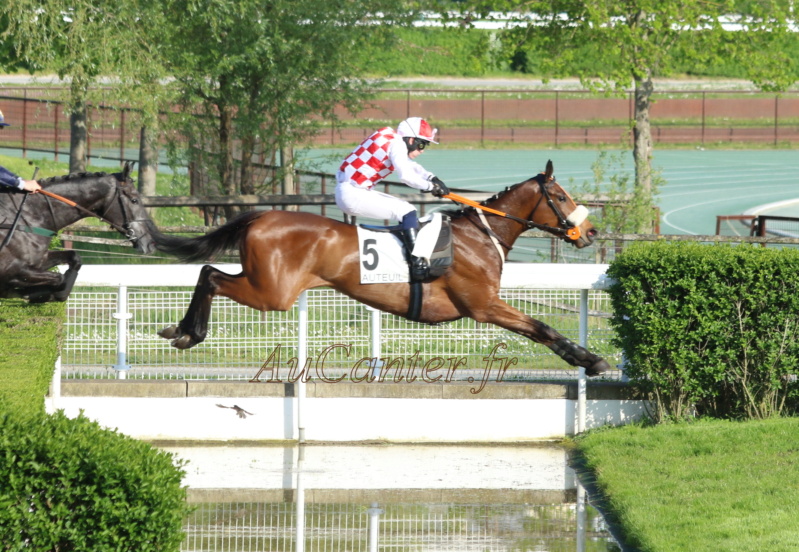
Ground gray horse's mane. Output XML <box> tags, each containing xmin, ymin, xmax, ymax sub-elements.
<box><xmin>39</xmin><ymin>171</ymin><xmax>113</xmax><ymax>187</ymax></box>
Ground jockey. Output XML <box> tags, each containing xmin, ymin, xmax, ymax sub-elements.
<box><xmin>0</xmin><ymin>110</ymin><xmax>41</xmax><ymax>193</ymax></box>
<box><xmin>335</xmin><ymin>117</ymin><xmax>449</xmax><ymax>281</ymax></box>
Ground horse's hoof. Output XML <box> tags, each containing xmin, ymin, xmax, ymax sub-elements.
<box><xmin>158</xmin><ymin>325</ymin><xmax>181</xmax><ymax>339</ymax></box>
<box><xmin>585</xmin><ymin>359</ymin><xmax>610</xmax><ymax>377</ymax></box>
<box><xmin>27</xmin><ymin>290</ymin><xmax>54</xmax><ymax>303</ymax></box>
<box><xmin>172</xmin><ymin>335</ymin><xmax>197</xmax><ymax>350</ymax></box>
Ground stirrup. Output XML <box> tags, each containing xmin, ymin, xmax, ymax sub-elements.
<box><xmin>409</xmin><ymin>256</ymin><xmax>430</xmax><ymax>282</ymax></box>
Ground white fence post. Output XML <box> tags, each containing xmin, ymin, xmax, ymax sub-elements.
<box><xmin>367</xmin><ymin>306</ymin><xmax>382</xmax><ymax>380</ymax></box>
<box><xmin>112</xmin><ymin>285</ymin><xmax>132</xmax><ymax>379</ymax></box>
<box><xmin>576</xmin><ymin>480</ymin><xmax>587</xmax><ymax>552</ymax></box>
<box><xmin>367</xmin><ymin>502</ymin><xmax>383</xmax><ymax>552</ymax></box>
<box><xmin>577</xmin><ymin>289</ymin><xmax>588</xmax><ymax>434</ymax></box>
<box><xmin>297</xmin><ymin>291</ymin><xmax>308</xmax><ymax>443</ymax></box>
<box><xmin>295</xmin><ymin>446</ymin><xmax>305</xmax><ymax>552</ymax></box>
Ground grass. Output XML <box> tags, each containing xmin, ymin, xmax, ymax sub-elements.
<box><xmin>576</xmin><ymin>418</ymin><xmax>799</xmax><ymax>552</ymax></box>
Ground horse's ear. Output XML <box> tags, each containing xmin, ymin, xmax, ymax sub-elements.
<box><xmin>122</xmin><ymin>161</ymin><xmax>136</xmax><ymax>180</ymax></box>
<box><xmin>545</xmin><ymin>160</ymin><xmax>554</xmax><ymax>181</ymax></box>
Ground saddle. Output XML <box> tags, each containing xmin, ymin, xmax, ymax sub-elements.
<box><xmin>359</xmin><ymin>214</ymin><xmax>454</xmax><ymax>280</ymax></box>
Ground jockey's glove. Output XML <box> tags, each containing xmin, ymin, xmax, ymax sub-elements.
<box><xmin>429</xmin><ymin>176</ymin><xmax>449</xmax><ymax>198</ymax></box>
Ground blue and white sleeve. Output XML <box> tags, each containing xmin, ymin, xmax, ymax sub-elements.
<box><xmin>0</xmin><ymin>166</ymin><xmax>24</xmax><ymax>189</ymax></box>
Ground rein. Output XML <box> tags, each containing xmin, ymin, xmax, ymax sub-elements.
<box><xmin>443</xmin><ymin>189</ymin><xmax>582</xmax><ymax>241</ymax></box>
<box><xmin>37</xmin><ymin>185</ymin><xmax>135</xmax><ymax>240</ymax></box>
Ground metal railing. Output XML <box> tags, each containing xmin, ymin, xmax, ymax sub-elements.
<box><xmin>61</xmin><ymin>264</ymin><xmax>619</xmax><ymax>383</ymax></box>
<box><xmin>1</xmin><ymin>89</ymin><xmax>797</xmax><ymax>167</ymax></box>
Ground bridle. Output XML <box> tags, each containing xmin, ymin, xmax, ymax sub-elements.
<box><xmin>528</xmin><ymin>175</ymin><xmax>588</xmax><ymax>240</ymax></box>
<box><xmin>38</xmin><ymin>174</ymin><xmax>146</xmax><ymax>243</ymax></box>
<box><xmin>445</xmin><ymin>174</ymin><xmax>588</xmax><ymax>241</ymax></box>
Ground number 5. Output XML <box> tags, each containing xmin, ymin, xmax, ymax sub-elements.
<box><xmin>362</xmin><ymin>239</ymin><xmax>379</xmax><ymax>270</ymax></box>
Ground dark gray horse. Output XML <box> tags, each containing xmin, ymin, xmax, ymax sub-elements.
<box><xmin>0</xmin><ymin>162</ymin><xmax>156</xmax><ymax>303</ymax></box>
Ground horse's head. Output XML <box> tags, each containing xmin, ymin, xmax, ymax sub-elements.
<box><xmin>529</xmin><ymin>161</ymin><xmax>597</xmax><ymax>249</ymax></box>
<box><xmin>108</xmin><ymin>162</ymin><xmax>157</xmax><ymax>255</ymax></box>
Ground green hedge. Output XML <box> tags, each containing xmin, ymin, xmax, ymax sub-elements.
<box><xmin>0</xmin><ymin>411</ymin><xmax>191</xmax><ymax>551</ymax></box>
<box><xmin>607</xmin><ymin>242</ymin><xmax>799</xmax><ymax>421</ymax></box>
<box><xmin>0</xmin><ymin>299</ymin><xmax>64</xmax><ymax>417</ymax></box>
<box><xmin>0</xmin><ymin>299</ymin><xmax>191</xmax><ymax>551</ymax></box>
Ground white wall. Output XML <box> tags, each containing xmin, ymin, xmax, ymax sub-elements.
<box><xmin>48</xmin><ymin>393</ymin><xmax>648</xmax><ymax>442</ymax></box>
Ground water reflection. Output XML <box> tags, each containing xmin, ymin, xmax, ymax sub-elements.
<box><xmin>162</xmin><ymin>444</ymin><xmax>621</xmax><ymax>552</ymax></box>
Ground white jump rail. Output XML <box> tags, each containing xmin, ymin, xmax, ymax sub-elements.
<box><xmin>66</xmin><ymin>263</ymin><xmax>615</xmax><ymax>437</ymax></box>
<box><xmin>67</xmin><ymin>262</ymin><xmax>613</xmax><ymax>289</ymax></box>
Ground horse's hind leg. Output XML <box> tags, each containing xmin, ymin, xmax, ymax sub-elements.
<box><xmin>159</xmin><ymin>264</ymin><xmax>271</xmax><ymax>350</ymax></box>
<box><xmin>159</xmin><ymin>264</ymin><xmax>223</xmax><ymax>349</ymax></box>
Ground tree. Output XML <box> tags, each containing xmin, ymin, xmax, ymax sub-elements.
<box><xmin>0</xmin><ymin>12</ymin><xmax>37</xmax><ymax>74</ymax></box>
<box><xmin>450</xmin><ymin>0</ymin><xmax>798</xmax><ymax>232</ymax></box>
<box><xmin>152</xmin><ymin>0</ymin><xmax>414</xmax><ymax>219</ymax></box>
<box><xmin>2</xmin><ymin>0</ymin><xmax>167</xmax><ymax>174</ymax></box>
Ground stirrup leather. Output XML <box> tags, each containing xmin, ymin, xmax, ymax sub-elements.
<box><xmin>399</xmin><ymin>228</ymin><xmax>430</xmax><ymax>282</ymax></box>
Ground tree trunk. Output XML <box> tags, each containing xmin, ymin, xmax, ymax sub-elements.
<box><xmin>240</xmin><ymin>134</ymin><xmax>255</xmax><ymax>195</ymax></box>
<box><xmin>218</xmin><ymin>103</ymin><xmax>237</xmax><ymax>219</ymax></box>
<box><xmin>632</xmin><ymin>73</ymin><xmax>654</xmax><ymax>197</ymax></box>
<box><xmin>280</xmin><ymin>143</ymin><xmax>297</xmax><ymax>211</ymax></box>
<box><xmin>137</xmin><ymin>125</ymin><xmax>158</xmax><ymax>202</ymax></box>
<box><xmin>68</xmin><ymin>82</ymin><xmax>88</xmax><ymax>174</ymax></box>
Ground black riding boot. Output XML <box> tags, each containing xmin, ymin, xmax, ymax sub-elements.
<box><xmin>399</xmin><ymin>227</ymin><xmax>430</xmax><ymax>282</ymax></box>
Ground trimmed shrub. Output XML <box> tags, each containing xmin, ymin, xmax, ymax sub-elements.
<box><xmin>0</xmin><ymin>411</ymin><xmax>191</xmax><ymax>551</ymax></box>
<box><xmin>607</xmin><ymin>242</ymin><xmax>799</xmax><ymax>421</ymax></box>
<box><xmin>0</xmin><ymin>299</ymin><xmax>64</xmax><ymax>417</ymax></box>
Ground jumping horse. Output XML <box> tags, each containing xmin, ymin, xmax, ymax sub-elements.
<box><xmin>154</xmin><ymin>161</ymin><xmax>611</xmax><ymax>375</ymax></box>
<box><xmin>0</xmin><ymin>162</ymin><xmax>157</xmax><ymax>303</ymax></box>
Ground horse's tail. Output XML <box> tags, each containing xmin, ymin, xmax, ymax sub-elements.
<box><xmin>150</xmin><ymin>211</ymin><xmax>263</xmax><ymax>263</ymax></box>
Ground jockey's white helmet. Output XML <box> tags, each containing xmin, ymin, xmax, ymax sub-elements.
<box><xmin>397</xmin><ymin>117</ymin><xmax>438</xmax><ymax>144</ymax></box>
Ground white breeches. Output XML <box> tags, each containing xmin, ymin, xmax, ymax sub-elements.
<box><xmin>335</xmin><ymin>180</ymin><xmax>416</xmax><ymax>222</ymax></box>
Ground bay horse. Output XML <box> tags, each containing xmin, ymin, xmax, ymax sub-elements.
<box><xmin>154</xmin><ymin>161</ymin><xmax>610</xmax><ymax>375</ymax></box>
<box><xmin>0</xmin><ymin>162</ymin><xmax>157</xmax><ymax>303</ymax></box>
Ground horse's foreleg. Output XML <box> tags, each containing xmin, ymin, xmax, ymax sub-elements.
<box><xmin>44</xmin><ymin>250</ymin><xmax>82</xmax><ymax>302</ymax></box>
<box><xmin>477</xmin><ymin>300</ymin><xmax>610</xmax><ymax>376</ymax></box>
<box><xmin>10</xmin><ymin>251</ymin><xmax>82</xmax><ymax>303</ymax></box>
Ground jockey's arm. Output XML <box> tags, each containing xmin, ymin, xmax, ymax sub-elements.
<box><xmin>0</xmin><ymin>165</ymin><xmax>21</xmax><ymax>188</ymax></box>
<box><xmin>0</xmin><ymin>166</ymin><xmax>40</xmax><ymax>192</ymax></box>
<box><xmin>387</xmin><ymin>139</ymin><xmax>435</xmax><ymax>192</ymax></box>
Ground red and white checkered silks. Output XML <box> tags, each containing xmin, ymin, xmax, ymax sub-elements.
<box><xmin>338</xmin><ymin>127</ymin><xmax>397</xmax><ymax>188</ymax></box>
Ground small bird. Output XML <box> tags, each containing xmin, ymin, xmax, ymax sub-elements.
<box><xmin>216</xmin><ymin>404</ymin><xmax>255</xmax><ymax>419</ymax></box>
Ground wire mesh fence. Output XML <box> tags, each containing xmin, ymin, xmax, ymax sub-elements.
<box><xmin>181</xmin><ymin>501</ymin><xmax>616</xmax><ymax>552</ymax></box>
<box><xmin>61</xmin><ymin>286</ymin><xmax>620</xmax><ymax>381</ymax></box>
<box><xmin>751</xmin><ymin>215</ymin><xmax>799</xmax><ymax>239</ymax></box>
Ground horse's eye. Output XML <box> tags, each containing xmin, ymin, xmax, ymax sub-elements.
<box><xmin>132</xmin><ymin>199</ymin><xmax>139</xmax><ymax>204</ymax></box>
<box><xmin>559</xmin><ymin>195</ymin><xmax>567</xmax><ymax>202</ymax></box>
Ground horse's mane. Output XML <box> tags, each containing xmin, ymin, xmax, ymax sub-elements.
<box><xmin>39</xmin><ymin>171</ymin><xmax>113</xmax><ymax>187</ymax></box>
